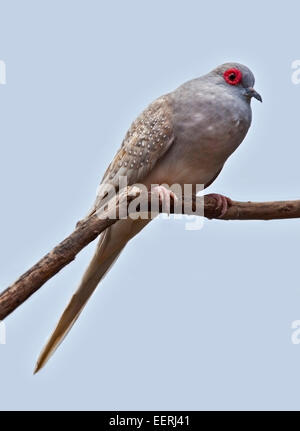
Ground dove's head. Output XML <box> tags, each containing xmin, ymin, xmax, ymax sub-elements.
<box><xmin>211</xmin><ymin>62</ymin><xmax>262</xmax><ymax>103</ymax></box>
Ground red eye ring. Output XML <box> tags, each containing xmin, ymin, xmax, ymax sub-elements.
<box><xmin>224</xmin><ymin>68</ymin><xmax>242</xmax><ymax>85</ymax></box>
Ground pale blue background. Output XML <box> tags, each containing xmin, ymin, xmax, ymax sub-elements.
<box><xmin>1</xmin><ymin>0</ymin><xmax>300</xmax><ymax>411</ymax></box>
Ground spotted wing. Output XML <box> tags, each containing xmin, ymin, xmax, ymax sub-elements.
<box><xmin>92</xmin><ymin>94</ymin><xmax>174</xmax><ymax>212</ymax></box>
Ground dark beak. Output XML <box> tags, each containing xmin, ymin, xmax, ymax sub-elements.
<box><xmin>244</xmin><ymin>87</ymin><xmax>262</xmax><ymax>102</ymax></box>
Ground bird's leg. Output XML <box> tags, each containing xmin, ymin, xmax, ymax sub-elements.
<box><xmin>152</xmin><ymin>185</ymin><xmax>178</xmax><ymax>214</ymax></box>
<box><xmin>205</xmin><ymin>193</ymin><xmax>232</xmax><ymax>218</ymax></box>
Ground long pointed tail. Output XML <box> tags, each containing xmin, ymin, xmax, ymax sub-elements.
<box><xmin>34</xmin><ymin>226</ymin><xmax>124</xmax><ymax>373</ymax></box>
<box><xmin>34</xmin><ymin>218</ymin><xmax>149</xmax><ymax>374</ymax></box>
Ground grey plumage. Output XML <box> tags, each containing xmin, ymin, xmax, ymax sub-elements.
<box><xmin>34</xmin><ymin>62</ymin><xmax>261</xmax><ymax>373</ymax></box>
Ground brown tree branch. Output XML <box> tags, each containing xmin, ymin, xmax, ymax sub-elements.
<box><xmin>1</xmin><ymin>186</ymin><xmax>300</xmax><ymax>320</ymax></box>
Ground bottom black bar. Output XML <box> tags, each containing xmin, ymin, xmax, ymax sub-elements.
<box><xmin>0</xmin><ymin>410</ymin><xmax>298</xmax><ymax>428</ymax></box>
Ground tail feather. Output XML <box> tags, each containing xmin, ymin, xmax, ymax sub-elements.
<box><xmin>34</xmin><ymin>218</ymin><xmax>150</xmax><ymax>374</ymax></box>
<box><xmin>34</xmin><ymin>228</ymin><xmax>123</xmax><ymax>374</ymax></box>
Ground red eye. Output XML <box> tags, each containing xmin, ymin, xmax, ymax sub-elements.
<box><xmin>224</xmin><ymin>68</ymin><xmax>242</xmax><ymax>85</ymax></box>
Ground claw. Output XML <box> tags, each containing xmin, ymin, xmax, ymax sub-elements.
<box><xmin>206</xmin><ymin>193</ymin><xmax>232</xmax><ymax>218</ymax></box>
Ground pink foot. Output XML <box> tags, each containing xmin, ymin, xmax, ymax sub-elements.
<box><xmin>152</xmin><ymin>185</ymin><xmax>178</xmax><ymax>213</ymax></box>
<box><xmin>205</xmin><ymin>193</ymin><xmax>232</xmax><ymax>218</ymax></box>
